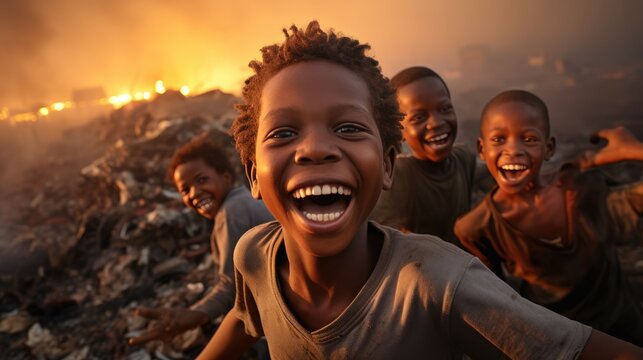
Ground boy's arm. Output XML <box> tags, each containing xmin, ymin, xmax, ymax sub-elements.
<box><xmin>579</xmin><ymin>126</ymin><xmax>643</xmax><ymax>169</ymax></box>
<box><xmin>454</xmin><ymin>209</ymin><xmax>505</xmax><ymax>280</ymax></box>
<box><xmin>127</xmin><ymin>307</ymin><xmax>209</xmax><ymax>345</ymax></box>
<box><xmin>579</xmin><ymin>329</ymin><xmax>643</xmax><ymax>359</ymax></box>
<box><xmin>192</xmin><ymin>207</ymin><xmax>248</xmax><ymax>318</ymax></box>
<box><xmin>197</xmin><ymin>308</ymin><xmax>259</xmax><ymax>360</ymax></box>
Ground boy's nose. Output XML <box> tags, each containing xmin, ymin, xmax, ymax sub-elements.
<box><xmin>504</xmin><ymin>139</ymin><xmax>526</xmax><ymax>155</ymax></box>
<box><xmin>425</xmin><ymin>112</ymin><xmax>445</xmax><ymax>130</ymax></box>
<box><xmin>294</xmin><ymin>131</ymin><xmax>341</xmax><ymax>165</ymax></box>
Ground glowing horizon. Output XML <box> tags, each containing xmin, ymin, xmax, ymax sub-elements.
<box><xmin>1</xmin><ymin>0</ymin><xmax>641</xmax><ymax>110</ymax></box>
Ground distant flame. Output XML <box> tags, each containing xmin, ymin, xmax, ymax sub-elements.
<box><xmin>2</xmin><ymin>79</ymin><xmax>194</xmax><ymax>123</ymax></box>
<box><xmin>52</xmin><ymin>102</ymin><xmax>66</xmax><ymax>111</ymax></box>
<box><xmin>108</xmin><ymin>93</ymin><xmax>133</xmax><ymax>107</ymax></box>
<box><xmin>155</xmin><ymin>80</ymin><xmax>166</xmax><ymax>94</ymax></box>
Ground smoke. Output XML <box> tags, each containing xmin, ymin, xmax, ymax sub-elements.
<box><xmin>0</xmin><ymin>0</ymin><xmax>255</xmax><ymax>109</ymax></box>
<box><xmin>1</xmin><ymin>0</ymin><xmax>642</xmax><ymax>109</ymax></box>
<box><xmin>0</xmin><ymin>1</ymin><xmax>53</xmax><ymax>107</ymax></box>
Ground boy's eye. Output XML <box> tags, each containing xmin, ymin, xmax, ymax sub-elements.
<box><xmin>408</xmin><ymin>113</ymin><xmax>427</xmax><ymax>124</ymax></box>
<box><xmin>440</xmin><ymin>105</ymin><xmax>454</xmax><ymax>113</ymax></box>
<box><xmin>266</xmin><ymin>128</ymin><xmax>297</xmax><ymax>140</ymax></box>
<box><xmin>335</xmin><ymin>123</ymin><xmax>365</xmax><ymax>134</ymax></box>
<box><xmin>490</xmin><ymin>136</ymin><xmax>504</xmax><ymax>143</ymax></box>
<box><xmin>197</xmin><ymin>176</ymin><xmax>208</xmax><ymax>184</ymax></box>
<box><xmin>524</xmin><ymin>136</ymin><xmax>539</xmax><ymax>143</ymax></box>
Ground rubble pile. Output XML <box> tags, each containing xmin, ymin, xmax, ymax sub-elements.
<box><xmin>0</xmin><ymin>90</ymin><xmax>258</xmax><ymax>359</ymax></box>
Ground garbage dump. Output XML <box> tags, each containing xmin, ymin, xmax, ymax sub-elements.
<box><xmin>0</xmin><ymin>89</ymin><xmax>260</xmax><ymax>359</ymax></box>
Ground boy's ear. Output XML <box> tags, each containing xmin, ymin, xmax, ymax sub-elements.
<box><xmin>545</xmin><ymin>136</ymin><xmax>556</xmax><ymax>161</ymax></box>
<box><xmin>244</xmin><ymin>161</ymin><xmax>261</xmax><ymax>199</ymax></box>
<box><xmin>382</xmin><ymin>145</ymin><xmax>397</xmax><ymax>190</ymax></box>
<box><xmin>477</xmin><ymin>137</ymin><xmax>485</xmax><ymax>161</ymax></box>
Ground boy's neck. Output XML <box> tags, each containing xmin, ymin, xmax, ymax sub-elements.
<box><xmin>417</xmin><ymin>156</ymin><xmax>451</xmax><ymax>174</ymax></box>
<box><xmin>280</xmin><ymin>221</ymin><xmax>381</xmax><ymax>306</ymax></box>
<box><xmin>491</xmin><ymin>176</ymin><xmax>568</xmax><ymax>241</ymax></box>
<box><xmin>492</xmin><ymin>176</ymin><xmax>548</xmax><ymax>207</ymax></box>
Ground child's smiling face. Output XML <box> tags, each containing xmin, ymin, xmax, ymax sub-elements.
<box><xmin>249</xmin><ymin>60</ymin><xmax>394</xmax><ymax>257</ymax></box>
<box><xmin>479</xmin><ymin>101</ymin><xmax>555</xmax><ymax>195</ymax></box>
<box><xmin>174</xmin><ymin>158</ymin><xmax>232</xmax><ymax>220</ymax></box>
<box><xmin>397</xmin><ymin>76</ymin><xmax>457</xmax><ymax>163</ymax></box>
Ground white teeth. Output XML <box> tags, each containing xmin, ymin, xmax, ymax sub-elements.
<box><xmin>304</xmin><ymin>211</ymin><xmax>343</xmax><ymax>222</ymax></box>
<box><xmin>195</xmin><ymin>198</ymin><xmax>213</xmax><ymax>210</ymax></box>
<box><xmin>293</xmin><ymin>184</ymin><xmax>352</xmax><ymax>199</ymax></box>
<box><xmin>428</xmin><ymin>133</ymin><xmax>448</xmax><ymax>143</ymax></box>
<box><xmin>500</xmin><ymin>164</ymin><xmax>527</xmax><ymax>171</ymax></box>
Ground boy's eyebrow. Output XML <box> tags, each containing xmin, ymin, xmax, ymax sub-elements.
<box><xmin>485</xmin><ymin>125</ymin><xmax>544</xmax><ymax>134</ymax></box>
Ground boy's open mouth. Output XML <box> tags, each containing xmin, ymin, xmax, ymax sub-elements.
<box><xmin>423</xmin><ymin>132</ymin><xmax>451</xmax><ymax>149</ymax></box>
<box><xmin>194</xmin><ymin>197</ymin><xmax>215</xmax><ymax>213</ymax></box>
<box><xmin>292</xmin><ymin>184</ymin><xmax>352</xmax><ymax>222</ymax></box>
<box><xmin>498</xmin><ymin>163</ymin><xmax>530</xmax><ymax>183</ymax></box>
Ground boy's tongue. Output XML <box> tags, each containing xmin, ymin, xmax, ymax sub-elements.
<box><xmin>298</xmin><ymin>195</ymin><xmax>349</xmax><ymax>215</ymax></box>
<box><xmin>501</xmin><ymin>169</ymin><xmax>526</xmax><ymax>181</ymax></box>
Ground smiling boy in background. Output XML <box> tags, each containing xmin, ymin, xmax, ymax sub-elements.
<box><xmin>455</xmin><ymin>90</ymin><xmax>643</xmax><ymax>345</ymax></box>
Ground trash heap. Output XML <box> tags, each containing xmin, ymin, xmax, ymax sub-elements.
<box><xmin>0</xmin><ymin>90</ymin><xmax>260</xmax><ymax>359</ymax></box>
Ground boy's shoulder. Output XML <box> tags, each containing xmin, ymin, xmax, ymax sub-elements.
<box><xmin>376</xmin><ymin>223</ymin><xmax>476</xmax><ymax>282</ymax></box>
<box><xmin>233</xmin><ymin>220</ymin><xmax>281</xmax><ymax>268</ymax></box>
<box><xmin>454</xmin><ymin>195</ymin><xmax>493</xmax><ymax>243</ymax></box>
<box><xmin>219</xmin><ymin>186</ymin><xmax>272</xmax><ymax>218</ymax></box>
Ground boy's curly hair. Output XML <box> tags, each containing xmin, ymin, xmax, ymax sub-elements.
<box><xmin>230</xmin><ymin>20</ymin><xmax>403</xmax><ymax>164</ymax></box>
<box><xmin>168</xmin><ymin>135</ymin><xmax>236</xmax><ymax>182</ymax></box>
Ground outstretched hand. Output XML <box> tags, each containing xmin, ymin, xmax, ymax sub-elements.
<box><xmin>578</xmin><ymin>126</ymin><xmax>643</xmax><ymax>169</ymax></box>
<box><xmin>127</xmin><ymin>307</ymin><xmax>210</xmax><ymax>346</ymax></box>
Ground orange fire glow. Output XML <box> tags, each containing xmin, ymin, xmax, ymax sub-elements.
<box><xmin>1</xmin><ymin>80</ymin><xmax>189</xmax><ymax>124</ymax></box>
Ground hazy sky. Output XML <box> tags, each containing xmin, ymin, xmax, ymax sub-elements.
<box><xmin>1</xmin><ymin>0</ymin><xmax>641</xmax><ymax>109</ymax></box>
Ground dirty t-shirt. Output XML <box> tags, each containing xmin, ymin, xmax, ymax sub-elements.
<box><xmin>455</xmin><ymin>168</ymin><xmax>643</xmax><ymax>345</ymax></box>
<box><xmin>233</xmin><ymin>221</ymin><xmax>591</xmax><ymax>359</ymax></box>
<box><xmin>191</xmin><ymin>186</ymin><xmax>273</xmax><ymax>318</ymax></box>
<box><xmin>371</xmin><ymin>146</ymin><xmax>476</xmax><ymax>246</ymax></box>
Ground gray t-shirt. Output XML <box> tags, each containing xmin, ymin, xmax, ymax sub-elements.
<box><xmin>233</xmin><ymin>221</ymin><xmax>591</xmax><ymax>359</ymax></box>
<box><xmin>191</xmin><ymin>186</ymin><xmax>273</xmax><ymax>318</ymax></box>
<box><xmin>371</xmin><ymin>146</ymin><xmax>476</xmax><ymax>246</ymax></box>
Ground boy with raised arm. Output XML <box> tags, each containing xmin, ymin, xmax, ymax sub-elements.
<box><xmin>455</xmin><ymin>90</ymin><xmax>643</xmax><ymax>345</ymax></box>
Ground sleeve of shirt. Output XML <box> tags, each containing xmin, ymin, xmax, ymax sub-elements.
<box><xmin>191</xmin><ymin>206</ymin><xmax>249</xmax><ymax>319</ymax></box>
<box><xmin>454</xmin><ymin>206</ymin><xmax>505</xmax><ymax>278</ymax></box>
<box><xmin>370</xmin><ymin>166</ymin><xmax>410</xmax><ymax>231</ymax></box>
<box><xmin>606</xmin><ymin>180</ymin><xmax>643</xmax><ymax>243</ymax></box>
<box><xmin>449</xmin><ymin>258</ymin><xmax>591</xmax><ymax>360</ymax></box>
<box><xmin>231</xmin><ymin>231</ymin><xmax>265</xmax><ymax>338</ymax></box>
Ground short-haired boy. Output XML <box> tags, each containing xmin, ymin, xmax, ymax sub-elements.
<box><xmin>371</xmin><ymin>66</ymin><xmax>490</xmax><ymax>245</ymax></box>
<box><xmin>128</xmin><ymin>136</ymin><xmax>273</xmax><ymax>345</ymax></box>
<box><xmin>455</xmin><ymin>90</ymin><xmax>643</xmax><ymax>345</ymax></box>
<box><xmin>199</xmin><ymin>23</ymin><xmax>643</xmax><ymax>359</ymax></box>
